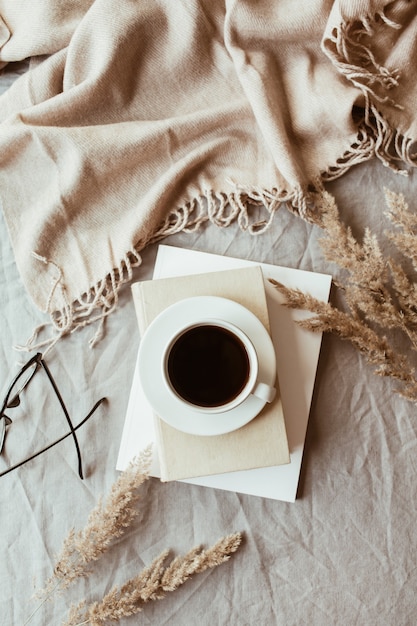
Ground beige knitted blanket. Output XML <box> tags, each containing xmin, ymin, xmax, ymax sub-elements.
<box><xmin>0</xmin><ymin>0</ymin><xmax>416</xmax><ymax>347</ymax></box>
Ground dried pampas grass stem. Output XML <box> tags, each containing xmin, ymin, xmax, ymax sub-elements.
<box><xmin>64</xmin><ymin>533</ymin><xmax>242</xmax><ymax>626</ymax></box>
<box><xmin>24</xmin><ymin>447</ymin><xmax>153</xmax><ymax>626</ymax></box>
<box><xmin>25</xmin><ymin>444</ymin><xmax>242</xmax><ymax>625</ymax></box>
<box><xmin>42</xmin><ymin>445</ymin><xmax>153</xmax><ymax>595</ymax></box>
<box><xmin>270</xmin><ymin>189</ymin><xmax>417</xmax><ymax>403</ymax></box>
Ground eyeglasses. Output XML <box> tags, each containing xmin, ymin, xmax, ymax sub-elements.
<box><xmin>0</xmin><ymin>353</ymin><xmax>106</xmax><ymax>479</ymax></box>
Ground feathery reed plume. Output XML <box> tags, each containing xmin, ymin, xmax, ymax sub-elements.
<box><xmin>269</xmin><ymin>280</ymin><xmax>417</xmax><ymax>400</ymax></box>
<box><xmin>26</xmin><ymin>447</ymin><xmax>242</xmax><ymax>626</ymax></box>
<box><xmin>269</xmin><ymin>188</ymin><xmax>417</xmax><ymax>402</ymax></box>
<box><xmin>41</xmin><ymin>445</ymin><xmax>153</xmax><ymax>596</ymax></box>
<box><xmin>160</xmin><ymin>532</ymin><xmax>242</xmax><ymax>591</ymax></box>
<box><xmin>63</xmin><ymin>533</ymin><xmax>242</xmax><ymax>626</ymax></box>
<box><xmin>313</xmin><ymin>190</ymin><xmax>404</xmax><ymax>329</ymax></box>
<box><xmin>384</xmin><ymin>188</ymin><xmax>417</xmax><ymax>270</ymax></box>
<box><xmin>24</xmin><ymin>447</ymin><xmax>153</xmax><ymax>625</ymax></box>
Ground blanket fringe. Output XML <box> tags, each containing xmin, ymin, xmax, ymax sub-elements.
<box><xmin>322</xmin><ymin>4</ymin><xmax>417</xmax><ymax>180</ymax></box>
<box><xmin>17</xmin><ymin>184</ymin><xmax>311</xmax><ymax>353</ymax></box>
<box><xmin>16</xmin><ymin>248</ymin><xmax>143</xmax><ymax>354</ymax></box>
<box><xmin>322</xmin><ymin>104</ymin><xmax>417</xmax><ymax>181</ymax></box>
<box><xmin>325</xmin><ymin>6</ymin><xmax>402</xmax><ymax>108</ymax></box>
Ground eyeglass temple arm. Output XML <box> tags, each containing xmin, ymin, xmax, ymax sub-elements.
<box><xmin>0</xmin><ymin>396</ymin><xmax>106</xmax><ymax>479</ymax></box>
<box><xmin>41</xmin><ymin>359</ymin><xmax>88</xmax><ymax>479</ymax></box>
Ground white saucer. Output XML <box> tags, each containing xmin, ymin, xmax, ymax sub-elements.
<box><xmin>138</xmin><ymin>296</ymin><xmax>277</xmax><ymax>436</ymax></box>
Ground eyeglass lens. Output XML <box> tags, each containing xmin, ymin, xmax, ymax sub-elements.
<box><xmin>0</xmin><ymin>358</ymin><xmax>40</xmax><ymax>453</ymax></box>
<box><xmin>0</xmin><ymin>416</ymin><xmax>12</xmax><ymax>453</ymax></box>
<box><xmin>6</xmin><ymin>361</ymin><xmax>39</xmax><ymax>409</ymax></box>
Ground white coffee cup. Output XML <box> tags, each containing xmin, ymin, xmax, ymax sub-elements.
<box><xmin>138</xmin><ymin>296</ymin><xmax>278</xmax><ymax>435</ymax></box>
<box><xmin>161</xmin><ymin>318</ymin><xmax>276</xmax><ymax>414</ymax></box>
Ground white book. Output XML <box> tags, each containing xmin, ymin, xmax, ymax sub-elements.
<box><xmin>117</xmin><ymin>245</ymin><xmax>331</xmax><ymax>502</ymax></box>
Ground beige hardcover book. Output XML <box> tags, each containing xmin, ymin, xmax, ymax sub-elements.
<box><xmin>131</xmin><ymin>265</ymin><xmax>290</xmax><ymax>481</ymax></box>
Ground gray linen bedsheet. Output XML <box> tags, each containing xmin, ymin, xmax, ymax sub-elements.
<box><xmin>1</xmin><ymin>62</ymin><xmax>416</xmax><ymax>626</ymax></box>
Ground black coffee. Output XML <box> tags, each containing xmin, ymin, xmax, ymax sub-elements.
<box><xmin>167</xmin><ymin>324</ymin><xmax>250</xmax><ymax>407</ymax></box>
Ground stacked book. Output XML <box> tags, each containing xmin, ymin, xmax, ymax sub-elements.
<box><xmin>117</xmin><ymin>245</ymin><xmax>331</xmax><ymax>503</ymax></box>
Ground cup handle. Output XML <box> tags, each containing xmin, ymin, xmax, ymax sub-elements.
<box><xmin>252</xmin><ymin>382</ymin><xmax>276</xmax><ymax>403</ymax></box>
